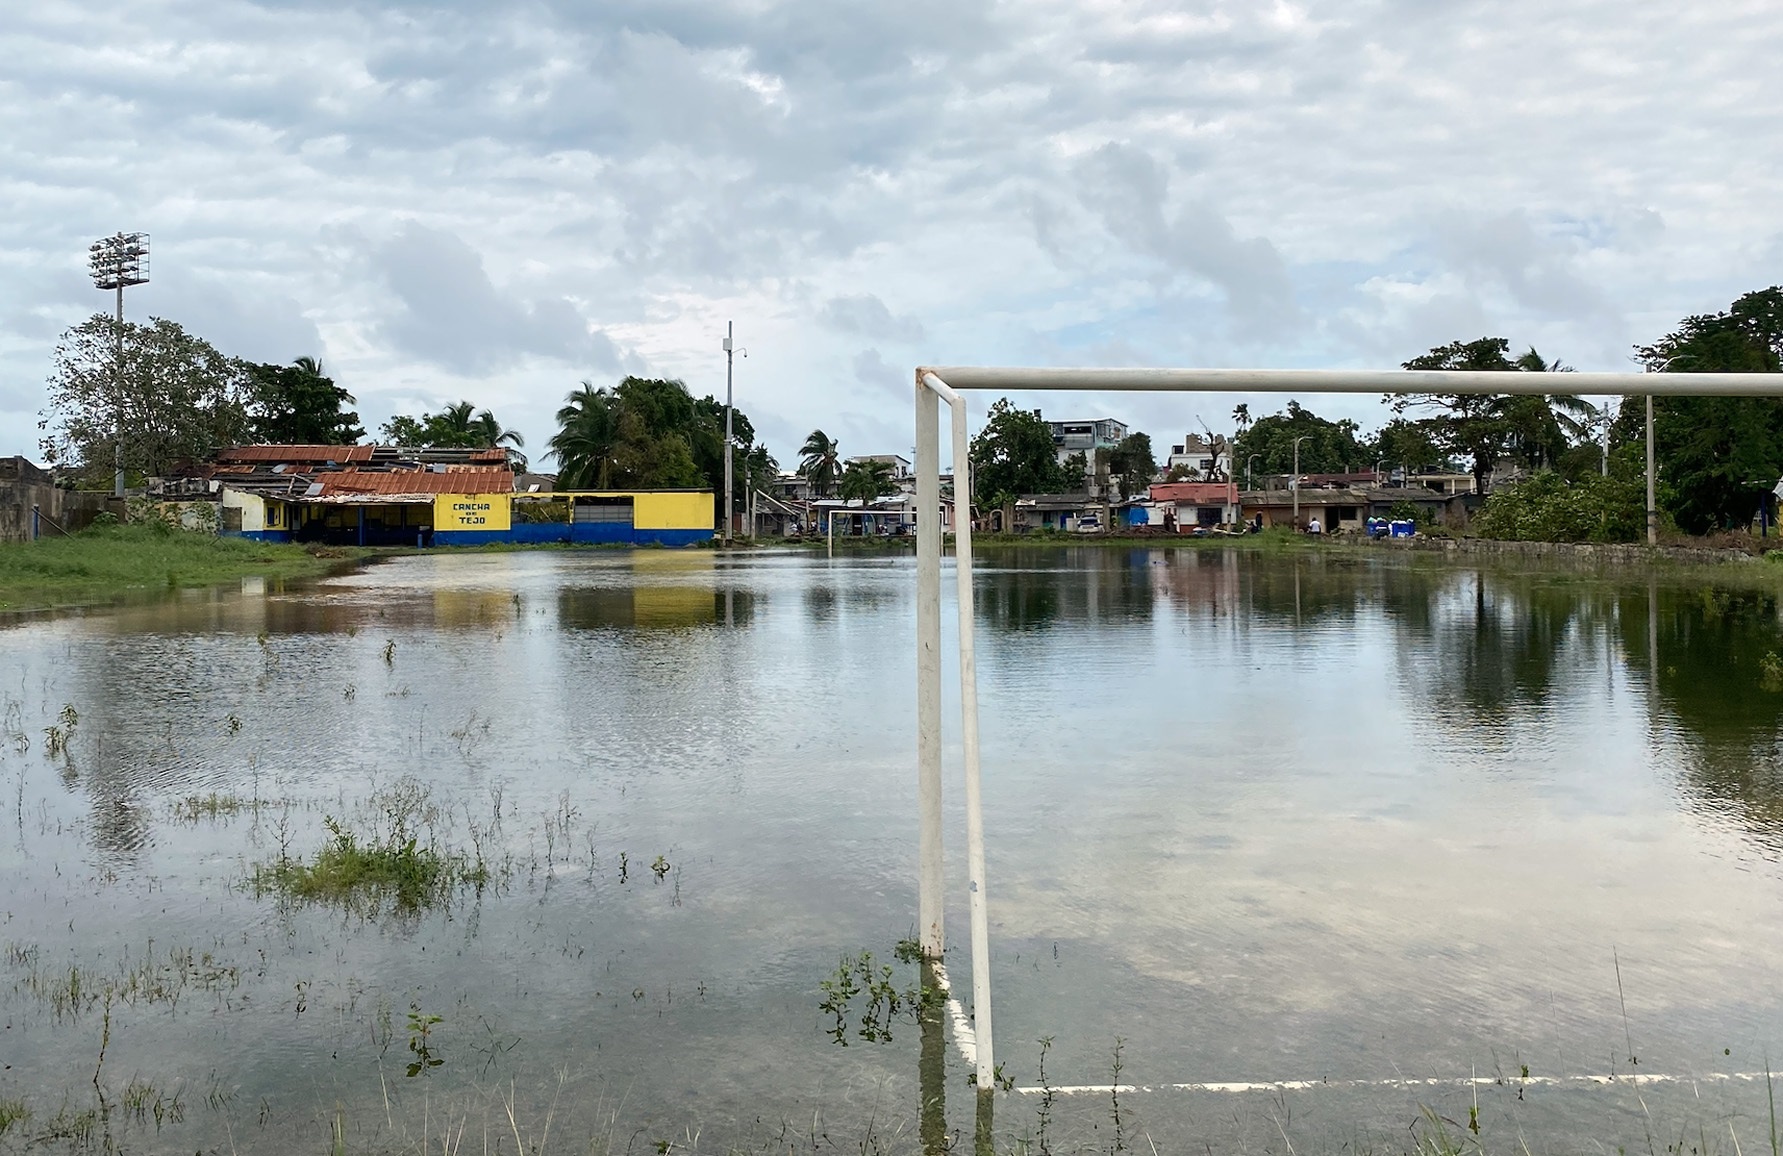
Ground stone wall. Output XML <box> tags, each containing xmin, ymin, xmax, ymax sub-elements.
<box><xmin>1383</xmin><ymin>535</ymin><xmax>1761</xmax><ymax>568</ymax></box>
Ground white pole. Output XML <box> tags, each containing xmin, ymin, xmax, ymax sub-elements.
<box><xmin>915</xmin><ymin>376</ymin><xmax>944</xmax><ymax>960</ymax></box>
<box><xmin>948</xmin><ymin>386</ymin><xmax>995</xmax><ymax>1093</ymax></box>
<box><xmin>1646</xmin><ymin>393</ymin><xmax>1657</xmax><ymax>546</ymax></box>
<box><xmin>925</xmin><ymin>370</ymin><xmax>995</xmax><ymax>1090</ymax></box>
<box><xmin>916</xmin><ymin>365</ymin><xmax>1783</xmax><ymax>395</ymax></box>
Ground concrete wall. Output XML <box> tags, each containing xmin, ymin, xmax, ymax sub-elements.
<box><xmin>0</xmin><ymin>463</ymin><xmax>111</xmax><ymax>542</ymax></box>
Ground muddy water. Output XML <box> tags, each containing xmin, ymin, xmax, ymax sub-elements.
<box><xmin>3</xmin><ymin>547</ymin><xmax>1783</xmax><ymax>1154</ymax></box>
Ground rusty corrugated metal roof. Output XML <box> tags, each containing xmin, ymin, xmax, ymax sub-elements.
<box><xmin>316</xmin><ymin>468</ymin><xmax>514</xmax><ymax>496</ymax></box>
<box><xmin>220</xmin><ymin>444</ymin><xmax>376</xmax><ymax>463</ymax></box>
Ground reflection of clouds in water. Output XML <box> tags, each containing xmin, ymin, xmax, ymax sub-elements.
<box><xmin>13</xmin><ymin>549</ymin><xmax>1783</xmax><ymax>1117</ymax></box>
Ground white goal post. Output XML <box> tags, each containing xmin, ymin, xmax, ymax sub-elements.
<box><xmin>913</xmin><ymin>364</ymin><xmax>1783</xmax><ymax>1090</ymax></box>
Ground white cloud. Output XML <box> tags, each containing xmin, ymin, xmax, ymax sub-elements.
<box><xmin>3</xmin><ymin>0</ymin><xmax>1781</xmax><ymax>458</ymax></box>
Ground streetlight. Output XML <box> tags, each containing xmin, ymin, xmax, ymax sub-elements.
<box><xmin>1291</xmin><ymin>434</ymin><xmax>1311</xmax><ymax>528</ymax></box>
<box><xmin>1246</xmin><ymin>453</ymin><xmax>1260</xmax><ymax>491</ymax></box>
<box><xmin>88</xmin><ymin>232</ymin><xmax>149</xmax><ymax>498</ymax></box>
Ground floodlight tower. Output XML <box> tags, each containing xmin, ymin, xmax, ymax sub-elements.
<box><xmin>88</xmin><ymin>233</ymin><xmax>150</xmax><ymax>498</ymax></box>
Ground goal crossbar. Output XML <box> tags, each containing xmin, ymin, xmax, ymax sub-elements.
<box><xmin>912</xmin><ymin>364</ymin><xmax>1783</xmax><ymax>1090</ymax></box>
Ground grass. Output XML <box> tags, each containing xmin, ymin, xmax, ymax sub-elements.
<box><xmin>252</xmin><ymin>780</ymin><xmax>492</xmax><ymax>912</ymax></box>
<box><xmin>0</xmin><ymin>521</ymin><xmax>370</xmax><ymax>613</ymax></box>
<box><xmin>171</xmin><ymin>791</ymin><xmax>252</xmax><ymax>822</ymax></box>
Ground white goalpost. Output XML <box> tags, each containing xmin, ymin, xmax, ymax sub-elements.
<box><xmin>913</xmin><ymin>363</ymin><xmax>1783</xmax><ymax>1090</ymax></box>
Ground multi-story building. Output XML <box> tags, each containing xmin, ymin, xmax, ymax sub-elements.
<box><xmin>1043</xmin><ymin>415</ymin><xmax>1128</xmax><ymax>494</ymax></box>
<box><xmin>1166</xmin><ymin>434</ymin><xmax>1230</xmax><ymax>479</ymax></box>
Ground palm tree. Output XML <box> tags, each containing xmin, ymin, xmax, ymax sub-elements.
<box><xmin>1232</xmin><ymin>403</ymin><xmax>1252</xmax><ymax>434</ymax></box>
<box><xmin>432</xmin><ymin>400</ymin><xmax>479</xmax><ymax>444</ymax></box>
<box><xmin>473</xmin><ymin>408</ymin><xmax>526</xmax><ymax>468</ymax></box>
<box><xmin>838</xmin><ymin>458</ymin><xmax>895</xmax><ymax>505</ymax></box>
<box><xmin>798</xmin><ymin>430</ymin><xmax>841</xmax><ymax>497</ymax></box>
<box><xmin>548</xmin><ymin>383</ymin><xmax>618</xmax><ymax>489</ymax></box>
<box><xmin>1508</xmin><ymin>348</ymin><xmax>1594</xmax><ymax>470</ymax></box>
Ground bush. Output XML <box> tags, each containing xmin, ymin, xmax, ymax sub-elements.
<box><xmin>1472</xmin><ymin>472</ymin><xmax>1645</xmax><ymax>543</ymax></box>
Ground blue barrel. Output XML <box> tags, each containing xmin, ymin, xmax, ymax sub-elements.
<box><xmin>1389</xmin><ymin>520</ymin><xmax>1415</xmax><ymax>537</ymax></box>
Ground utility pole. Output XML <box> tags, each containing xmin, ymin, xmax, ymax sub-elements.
<box><xmin>88</xmin><ymin>233</ymin><xmax>150</xmax><ymax>499</ymax></box>
<box><xmin>723</xmin><ymin>321</ymin><xmax>735</xmax><ymax>546</ymax></box>
<box><xmin>1292</xmin><ymin>435</ymin><xmax>1310</xmax><ymax>528</ymax></box>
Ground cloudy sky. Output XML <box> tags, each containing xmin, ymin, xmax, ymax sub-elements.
<box><xmin>3</xmin><ymin>0</ymin><xmax>1780</xmax><ymax>469</ymax></box>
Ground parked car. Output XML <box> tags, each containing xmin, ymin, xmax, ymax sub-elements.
<box><xmin>1075</xmin><ymin>514</ymin><xmax>1102</xmax><ymax>533</ymax></box>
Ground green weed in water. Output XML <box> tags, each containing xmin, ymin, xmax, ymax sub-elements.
<box><xmin>172</xmin><ymin>792</ymin><xmax>249</xmax><ymax>822</ymax></box>
<box><xmin>818</xmin><ymin>947</ymin><xmax>939</xmax><ymax>1046</ymax></box>
<box><xmin>1762</xmin><ymin>651</ymin><xmax>1783</xmax><ymax>692</ymax></box>
<box><xmin>251</xmin><ymin>780</ymin><xmax>490</xmax><ymax>912</ymax></box>
<box><xmin>0</xmin><ymin>1098</ymin><xmax>29</xmax><ymax>1137</ymax></box>
<box><xmin>405</xmin><ymin>1003</ymin><xmax>444</xmax><ymax>1077</ymax></box>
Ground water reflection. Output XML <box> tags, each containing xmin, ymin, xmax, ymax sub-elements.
<box><xmin>558</xmin><ymin>585</ymin><xmax>755</xmax><ymax>630</ymax></box>
<box><xmin>964</xmin><ymin>548</ymin><xmax>1783</xmax><ymax>850</ymax></box>
<box><xmin>14</xmin><ymin>546</ymin><xmax>1783</xmax><ymax>1153</ymax></box>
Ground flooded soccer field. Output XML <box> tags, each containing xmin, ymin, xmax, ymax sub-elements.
<box><xmin>3</xmin><ymin>546</ymin><xmax>1782</xmax><ymax>1154</ymax></box>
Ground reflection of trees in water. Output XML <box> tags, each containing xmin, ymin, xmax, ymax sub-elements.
<box><xmin>1380</xmin><ymin>565</ymin><xmax>1783</xmax><ymax>847</ymax></box>
<box><xmin>1387</xmin><ymin>571</ymin><xmax>1619</xmax><ymax>725</ymax></box>
<box><xmin>1239</xmin><ymin>556</ymin><xmax>1377</xmax><ymax>626</ymax></box>
<box><xmin>974</xmin><ymin>548</ymin><xmax>1155</xmax><ymax>631</ymax></box>
<box><xmin>1621</xmin><ymin>584</ymin><xmax>1783</xmax><ymax>850</ymax></box>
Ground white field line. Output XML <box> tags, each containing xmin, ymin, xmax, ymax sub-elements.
<box><xmin>1014</xmin><ymin>1071</ymin><xmax>1779</xmax><ymax>1097</ymax></box>
<box><xmin>926</xmin><ymin>967</ymin><xmax>1774</xmax><ymax>1098</ymax></box>
<box><xmin>929</xmin><ymin>961</ymin><xmax>978</xmax><ymax>1069</ymax></box>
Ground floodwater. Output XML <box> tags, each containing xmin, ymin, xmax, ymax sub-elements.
<box><xmin>3</xmin><ymin>546</ymin><xmax>1783</xmax><ymax>1154</ymax></box>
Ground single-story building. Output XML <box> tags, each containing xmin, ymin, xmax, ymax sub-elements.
<box><xmin>221</xmin><ymin>486</ymin><xmax>712</xmax><ymax>547</ymax></box>
<box><xmin>1148</xmin><ymin>481</ymin><xmax>1241</xmax><ymax>530</ymax></box>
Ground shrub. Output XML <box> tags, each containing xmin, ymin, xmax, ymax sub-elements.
<box><xmin>1472</xmin><ymin>472</ymin><xmax>1645</xmax><ymax>543</ymax></box>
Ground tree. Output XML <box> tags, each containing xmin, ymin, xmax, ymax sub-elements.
<box><xmin>1395</xmin><ymin>338</ymin><xmax>1594</xmax><ymax>489</ymax></box>
<box><xmin>542</xmin><ymin>376</ymin><xmax>764</xmax><ymax>521</ymax></box>
<box><xmin>378</xmin><ymin>400</ymin><xmax>526</xmax><ymax>467</ymax></box>
<box><xmin>1368</xmin><ymin>418</ymin><xmax>1445</xmax><ymax>474</ymax></box>
<box><xmin>1232</xmin><ymin>403</ymin><xmax>1252</xmax><ymax>435</ymax></box>
<box><xmin>547</xmin><ymin>383</ymin><xmax>618</xmax><ymax>489</ymax></box>
<box><xmin>1106</xmin><ymin>432</ymin><xmax>1157</xmax><ymax>500</ymax></box>
<box><xmin>40</xmin><ymin>314</ymin><xmax>251</xmax><ymax>481</ymax></box>
<box><xmin>799</xmin><ymin>430</ymin><xmax>842</xmax><ymax>497</ymax></box>
<box><xmin>1231</xmin><ymin>400</ymin><xmax>1365</xmax><ymax>478</ymax></box>
<box><xmin>1618</xmin><ymin>287</ymin><xmax>1783</xmax><ymax>532</ymax></box>
<box><xmin>838</xmin><ymin>459</ymin><xmax>896</xmax><ymax>505</ymax></box>
<box><xmin>246</xmin><ymin>357</ymin><xmax>365</xmax><ymax>444</ymax></box>
<box><xmin>969</xmin><ymin>398</ymin><xmax>1071</xmax><ymax>506</ymax></box>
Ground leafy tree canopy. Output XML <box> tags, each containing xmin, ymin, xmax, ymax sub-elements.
<box><xmin>1231</xmin><ymin>400</ymin><xmax>1365</xmax><ymax>477</ymax></box>
<box><xmin>838</xmin><ymin>458</ymin><xmax>896</xmax><ymax>505</ymax></box>
<box><xmin>1615</xmin><ymin>287</ymin><xmax>1783</xmax><ymax>533</ymax></box>
<box><xmin>1106</xmin><ymin>432</ymin><xmax>1158</xmax><ymax>499</ymax></box>
<box><xmin>1394</xmin><ymin>338</ymin><xmax>1594</xmax><ymax>488</ymax></box>
<box><xmin>544</xmin><ymin>377</ymin><xmax>773</xmax><ymax>516</ymax></box>
<box><xmin>969</xmin><ymin>398</ymin><xmax>1071</xmax><ymax>505</ymax></box>
<box><xmin>40</xmin><ymin>314</ymin><xmax>251</xmax><ymax>482</ymax></box>
<box><xmin>380</xmin><ymin>400</ymin><xmax>527</xmax><ymax>468</ymax></box>
<box><xmin>247</xmin><ymin>357</ymin><xmax>365</xmax><ymax>444</ymax></box>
